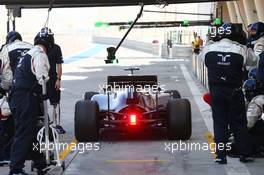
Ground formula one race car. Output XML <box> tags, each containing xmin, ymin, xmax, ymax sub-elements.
<box><xmin>74</xmin><ymin>68</ymin><xmax>192</xmax><ymax>141</ymax></box>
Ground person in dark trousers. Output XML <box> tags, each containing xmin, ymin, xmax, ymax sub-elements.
<box><xmin>200</xmin><ymin>23</ymin><xmax>258</xmax><ymax>164</ymax></box>
<box><xmin>167</xmin><ymin>39</ymin><xmax>172</xmax><ymax>56</ymax></box>
<box><xmin>47</xmin><ymin>40</ymin><xmax>65</xmax><ymax>134</ymax></box>
<box><xmin>8</xmin><ymin>29</ymin><xmax>54</xmax><ymax>175</ymax></box>
<box><xmin>0</xmin><ymin>31</ymin><xmax>33</xmax><ymax>165</ymax></box>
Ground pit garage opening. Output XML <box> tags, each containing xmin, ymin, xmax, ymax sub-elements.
<box><xmin>0</xmin><ymin>0</ymin><xmax>264</xmax><ymax>175</ymax></box>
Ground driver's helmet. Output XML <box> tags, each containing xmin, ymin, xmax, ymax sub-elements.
<box><xmin>249</xmin><ymin>22</ymin><xmax>264</xmax><ymax>41</ymax></box>
<box><xmin>248</xmin><ymin>67</ymin><xmax>257</xmax><ymax>80</ymax></box>
<box><xmin>243</xmin><ymin>79</ymin><xmax>257</xmax><ymax>102</ymax></box>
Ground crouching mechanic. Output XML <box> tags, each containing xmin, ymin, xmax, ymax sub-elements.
<box><xmin>200</xmin><ymin>23</ymin><xmax>258</xmax><ymax>164</ymax></box>
<box><xmin>8</xmin><ymin>30</ymin><xmax>53</xmax><ymax>175</ymax></box>
<box><xmin>246</xmin><ymin>95</ymin><xmax>264</xmax><ymax>156</ymax></box>
<box><xmin>0</xmin><ymin>31</ymin><xmax>33</xmax><ymax>165</ymax></box>
<box><xmin>227</xmin><ymin>78</ymin><xmax>264</xmax><ymax>157</ymax></box>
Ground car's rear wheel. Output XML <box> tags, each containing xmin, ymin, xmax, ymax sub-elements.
<box><xmin>167</xmin><ymin>99</ymin><xmax>191</xmax><ymax>140</ymax></box>
<box><xmin>84</xmin><ymin>91</ymin><xmax>99</xmax><ymax>101</ymax></box>
<box><xmin>165</xmin><ymin>90</ymin><xmax>181</xmax><ymax>99</ymax></box>
<box><xmin>75</xmin><ymin>100</ymin><xmax>99</xmax><ymax>142</ymax></box>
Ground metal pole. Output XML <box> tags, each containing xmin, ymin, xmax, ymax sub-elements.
<box><xmin>7</xmin><ymin>10</ymin><xmax>10</xmax><ymax>33</ymax></box>
<box><xmin>12</xmin><ymin>18</ymin><xmax>16</xmax><ymax>31</ymax></box>
<box><xmin>115</xmin><ymin>4</ymin><xmax>144</xmax><ymax>53</ymax></box>
<box><xmin>41</xmin><ymin>77</ymin><xmax>50</xmax><ymax>165</ymax></box>
<box><xmin>216</xmin><ymin>4</ymin><xmax>219</xmax><ymax>18</ymax></box>
<box><xmin>220</xmin><ymin>4</ymin><xmax>223</xmax><ymax>23</ymax></box>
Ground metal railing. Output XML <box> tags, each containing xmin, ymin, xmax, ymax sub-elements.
<box><xmin>192</xmin><ymin>53</ymin><xmax>209</xmax><ymax>90</ymax></box>
<box><xmin>161</xmin><ymin>44</ymin><xmax>192</xmax><ymax>59</ymax></box>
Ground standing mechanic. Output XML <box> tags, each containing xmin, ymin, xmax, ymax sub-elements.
<box><xmin>9</xmin><ymin>29</ymin><xmax>53</xmax><ymax>175</ymax></box>
<box><xmin>200</xmin><ymin>23</ymin><xmax>258</xmax><ymax>164</ymax></box>
<box><xmin>0</xmin><ymin>31</ymin><xmax>33</xmax><ymax>165</ymax></box>
<box><xmin>46</xmin><ymin>29</ymin><xmax>65</xmax><ymax>134</ymax></box>
<box><xmin>251</xmin><ymin>22</ymin><xmax>264</xmax><ymax>86</ymax></box>
<box><xmin>2</xmin><ymin>31</ymin><xmax>33</xmax><ymax>74</ymax></box>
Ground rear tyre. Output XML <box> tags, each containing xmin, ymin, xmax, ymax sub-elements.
<box><xmin>167</xmin><ymin>99</ymin><xmax>191</xmax><ymax>140</ymax></box>
<box><xmin>75</xmin><ymin>100</ymin><xmax>99</xmax><ymax>142</ymax></box>
<box><xmin>165</xmin><ymin>90</ymin><xmax>181</xmax><ymax>99</ymax></box>
<box><xmin>84</xmin><ymin>91</ymin><xmax>99</xmax><ymax>101</ymax></box>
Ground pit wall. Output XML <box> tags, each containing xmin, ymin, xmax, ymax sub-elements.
<box><xmin>93</xmin><ymin>36</ymin><xmax>193</xmax><ymax>59</ymax></box>
<box><xmin>92</xmin><ymin>36</ymin><xmax>159</xmax><ymax>55</ymax></box>
<box><xmin>161</xmin><ymin>44</ymin><xmax>192</xmax><ymax>59</ymax></box>
<box><xmin>192</xmin><ymin>54</ymin><xmax>209</xmax><ymax>90</ymax></box>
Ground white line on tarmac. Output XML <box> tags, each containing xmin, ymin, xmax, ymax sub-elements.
<box><xmin>62</xmin><ymin>75</ymin><xmax>88</xmax><ymax>81</ymax></box>
<box><xmin>179</xmin><ymin>64</ymin><xmax>252</xmax><ymax>175</ymax></box>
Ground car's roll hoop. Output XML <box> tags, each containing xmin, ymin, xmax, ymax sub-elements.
<box><xmin>124</xmin><ymin>67</ymin><xmax>140</xmax><ymax>75</ymax></box>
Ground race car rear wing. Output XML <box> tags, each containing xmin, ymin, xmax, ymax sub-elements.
<box><xmin>107</xmin><ymin>75</ymin><xmax>157</xmax><ymax>87</ymax></box>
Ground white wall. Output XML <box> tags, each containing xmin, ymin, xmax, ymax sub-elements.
<box><xmin>0</xmin><ymin>3</ymin><xmax>214</xmax><ymax>53</ymax></box>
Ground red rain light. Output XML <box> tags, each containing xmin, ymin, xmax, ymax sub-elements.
<box><xmin>130</xmin><ymin>114</ymin><xmax>137</xmax><ymax>126</ymax></box>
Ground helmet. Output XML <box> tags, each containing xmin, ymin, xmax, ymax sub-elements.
<box><xmin>249</xmin><ymin>22</ymin><xmax>264</xmax><ymax>41</ymax></box>
<box><xmin>243</xmin><ymin>79</ymin><xmax>257</xmax><ymax>102</ymax></box>
<box><xmin>34</xmin><ymin>28</ymin><xmax>54</xmax><ymax>52</ymax></box>
<box><xmin>6</xmin><ymin>31</ymin><xmax>22</xmax><ymax>44</ymax></box>
<box><xmin>248</xmin><ymin>67</ymin><xmax>257</xmax><ymax>80</ymax></box>
<box><xmin>220</xmin><ymin>23</ymin><xmax>247</xmax><ymax>45</ymax></box>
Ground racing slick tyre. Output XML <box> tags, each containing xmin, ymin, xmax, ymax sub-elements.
<box><xmin>167</xmin><ymin>99</ymin><xmax>191</xmax><ymax>140</ymax></box>
<box><xmin>84</xmin><ymin>91</ymin><xmax>99</xmax><ymax>101</ymax></box>
<box><xmin>165</xmin><ymin>90</ymin><xmax>181</xmax><ymax>99</ymax></box>
<box><xmin>75</xmin><ymin>100</ymin><xmax>99</xmax><ymax>142</ymax></box>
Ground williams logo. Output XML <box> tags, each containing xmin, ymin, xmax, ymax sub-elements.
<box><xmin>217</xmin><ymin>54</ymin><xmax>231</xmax><ymax>66</ymax></box>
